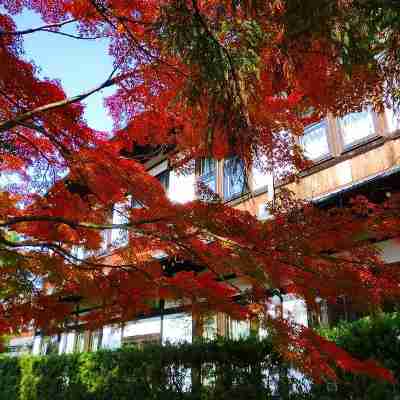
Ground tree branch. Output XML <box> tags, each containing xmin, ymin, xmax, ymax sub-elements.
<box><xmin>0</xmin><ymin>19</ymin><xmax>77</xmax><ymax>36</ymax></box>
<box><xmin>0</xmin><ymin>75</ymin><xmax>120</xmax><ymax>133</ymax></box>
<box><xmin>0</xmin><ymin>215</ymin><xmax>168</xmax><ymax>230</ymax></box>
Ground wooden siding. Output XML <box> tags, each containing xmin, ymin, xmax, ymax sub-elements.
<box><xmin>285</xmin><ymin>137</ymin><xmax>400</xmax><ymax>200</ymax></box>
<box><xmin>234</xmin><ymin>136</ymin><xmax>400</xmax><ymax>215</ymax></box>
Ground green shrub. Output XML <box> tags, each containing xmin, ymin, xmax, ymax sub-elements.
<box><xmin>0</xmin><ymin>337</ymin><xmax>308</xmax><ymax>400</ymax></box>
<box><xmin>0</xmin><ymin>355</ymin><xmax>20</xmax><ymax>400</ymax></box>
<box><xmin>312</xmin><ymin>312</ymin><xmax>400</xmax><ymax>399</ymax></box>
<box><xmin>2</xmin><ymin>320</ymin><xmax>399</xmax><ymax>400</ymax></box>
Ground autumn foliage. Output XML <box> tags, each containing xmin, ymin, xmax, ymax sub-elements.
<box><xmin>1</xmin><ymin>0</ymin><xmax>400</xmax><ymax>383</ymax></box>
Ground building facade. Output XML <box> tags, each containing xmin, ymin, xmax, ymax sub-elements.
<box><xmin>7</xmin><ymin>106</ymin><xmax>400</xmax><ymax>356</ymax></box>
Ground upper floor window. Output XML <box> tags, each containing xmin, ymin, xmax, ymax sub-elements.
<box><xmin>223</xmin><ymin>157</ymin><xmax>247</xmax><ymax>200</ymax></box>
<box><xmin>338</xmin><ymin>109</ymin><xmax>375</xmax><ymax>149</ymax></box>
<box><xmin>300</xmin><ymin>120</ymin><xmax>331</xmax><ymax>161</ymax></box>
<box><xmin>198</xmin><ymin>158</ymin><xmax>216</xmax><ymax>192</ymax></box>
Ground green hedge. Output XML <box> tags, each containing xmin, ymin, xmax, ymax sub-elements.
<box><xmin>0</xmin><ymin>355</ymin><xmax>20</xmax><ymax>400</ymax></box>
<box><xmin>0</xmin><ymin>338</ymin><xmax>309</xmax><ymax>400</ymax></box>
<box><xmin>312</xmin><ymin>312</ymin><xmax>400</xmax><ymax>399</ymax></box>
<box><xmin>2</xmin><ymin>315</ymin><xmax>400</xmax><ymax>400</ymax></box>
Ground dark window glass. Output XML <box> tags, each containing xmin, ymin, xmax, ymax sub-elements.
<box><xmin>223</xmin><ymin>158</ymin><xmax>247</xmax><ymax>200</ymax></box>
<box><xmin>198</xmin><ymin>158</ymin><xmax>216</xmax><ymax>193</ymax></box>
<box><xmin>156</xmin><ymin>170</ymin><xmax>169</xmax><ymax>191</ymax></box>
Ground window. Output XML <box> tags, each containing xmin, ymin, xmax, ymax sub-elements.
<box><xmin>123</xmin><ymin>317</ymin><xmax>161</xmax><ymax>345</ymax></box>
<box><xmin>223</xmin><ymin>157</ymin><xmax>247</xmax><ymax>200</ymax></box>
<box><xmin>229</xmin><ymin>318</ymin><xmax>250</xmax><ymax>340</ymax></box>
<box><xmin>338</xmin><ymin>109</ymin><xmax>376</xmax><ymax>148</ymax></box>
<box><xmin>111</xmin><ymin>198</ymin><xmax>131</xmax><ymax>246</ymax></box>
<box><xmin>41</xmin><ymin>335</ymin><xmax>59</xmax><ymax>355</ymax></box>
<box><xmin>300</xmin><ymin>120</ymin><xmax>330</xmax><ymax>161</ymax></box>
<box><xmin>198</xmin><ymin>158</ymin><xmax>216</xmax><ymax>193</ymax></box>
<box><xmin>162</xmin><ymin>313</ymin><xmax>192</xmax><ymax>344</ymax></box>
<box><xmin>386</xmin><ymin>107</ymin><xmax>400</xmax><ymax>133</ymax></box>
<box><xmin>202</xmin><ymin>314</ymin><xmax>217</xmax><ymax>340</ymax></box>
<box><xmin>168</xmin><ymin>167</ymin><xmax>196</xmax><ymax>204</ymax></box>
<box><xmin>102</xmin><ymin>325</ymin><xmax>122</xmax><ymax>349</ymax></box>
<box><xmin>156</xmin><ymin>170</ymin><xmax>169</xmax><ymax>191</ymax></box>
<box><xmin>74</xmin><ymin>331</ymin><xmax>85</xmax><ymax>353</ymax></box>
<box><xmin>89</xmin><ymin>329</ymin><xmax>102</xmax><ymax>352</ymax></box>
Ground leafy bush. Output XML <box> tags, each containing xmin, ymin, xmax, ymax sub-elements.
<box><xmin>312</xmin><ymin>312</ymin><xmax>400</xmax><ymax>399</ymax></box>
<box><xmin>0</xmin><ymin>355</ymin><xmax>20</xmax><ymax>400</ymax></box>
<box><xmin>2</xmin><ymin>318</ymin><xmax>400</xmax><ymax>400</ymax></box>
<box><xmin>0</xmin><ymin>337</ymin><xmax>309</xmax><ymax>400</ymax></box>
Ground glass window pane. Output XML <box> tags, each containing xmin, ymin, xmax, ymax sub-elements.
<box><xmin>156</xmin><ymin>170</ymin><xmax>169</xmax><ymax>190</ymax></box>
<box><xmin>282</xmin><ymin>295</ymin><xmax>308</xmax><ymax>327</ymax></box>
<box><xmin>90</xmin><ymin>330</ymin><xmax>102</xmax><ymax>352</ymax></box>
<box><xmin>199</xmin><ymin>172</ymin><xmax>216</xmax><ymax>193</ymax></box>
<box><xmin>168</xmin><ymin>170</ymin><xmax>196</xmax><ymax>203</ymax></box>
<box><xmin>75</xmin><ymin>332</ymin><xmax>85</xmax><ymax>353</ymax></box>
<box><xmin>102</xmin><ymin>325</ymin><xmax>122</xmax><ymax>349</ymax></box>
<box><xmin>65</xmin><ymin>332</ymin><xmax>75</xmax><ymax>354</ymax></box>
<box><xmin>300</xmin><ymin>121</ymin><xmax>330</xmax><ymax>160</ymax></box>
<box><xmin>122</xmin><ymin>317</ymin><xmax>161</xmax><ymax>346</ymax></box>
<box><xmin>123</xmin><ymin>317</ymin><xmax>161</xmax><ymax>337</ymax></box>
<box><xmin>202</xmin><ymin>314</ymin><xmax>217</xmax><ymax>340</ymax></box>
<box><xmin>200</xmin><ymin>158</ymin><xmax>216</xmax><ymax>175</ymax></box>
<box><xmin>162</xmin><ymin>313</ymin><xmax>192</xmax><ymax>344</ymax></box>
<box><xmin>198</xmin><ymin>158</ymin><xmax>217</xmax><ymax>198</ymax></box>
<box><xmin>223</xmin><ymin>158</ymin><xmax>246</xmax><ymax>200</ymax></box>
<box><xmin>339</xmin><ymin>110</ymin><xmax>375</xmax><ymax>147</ymax></box>
<box><xmin>111</xmin><ymin>197</ymin><xmax>130</xmax><ymax>246</ymax></box>
<box><xmin>386</xmin><ymin>107</ymin><xmax>400</xmax><ymax>133</ymax></box>
<box><xmin>229</xmin><ymin>319</ymin><xmax>250</xmax><ymax>340</ymax></box>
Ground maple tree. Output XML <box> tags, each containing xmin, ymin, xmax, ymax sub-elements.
<box><xmin>1</xmin><ymin>0</ymin><xmax>400</xmax><ymax>383</ymax></box>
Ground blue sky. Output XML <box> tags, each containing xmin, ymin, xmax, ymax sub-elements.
<box><xmin>11</xmin><ymin>9</ymin><xmax>115</xmax><ymax>133</ymax></box>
